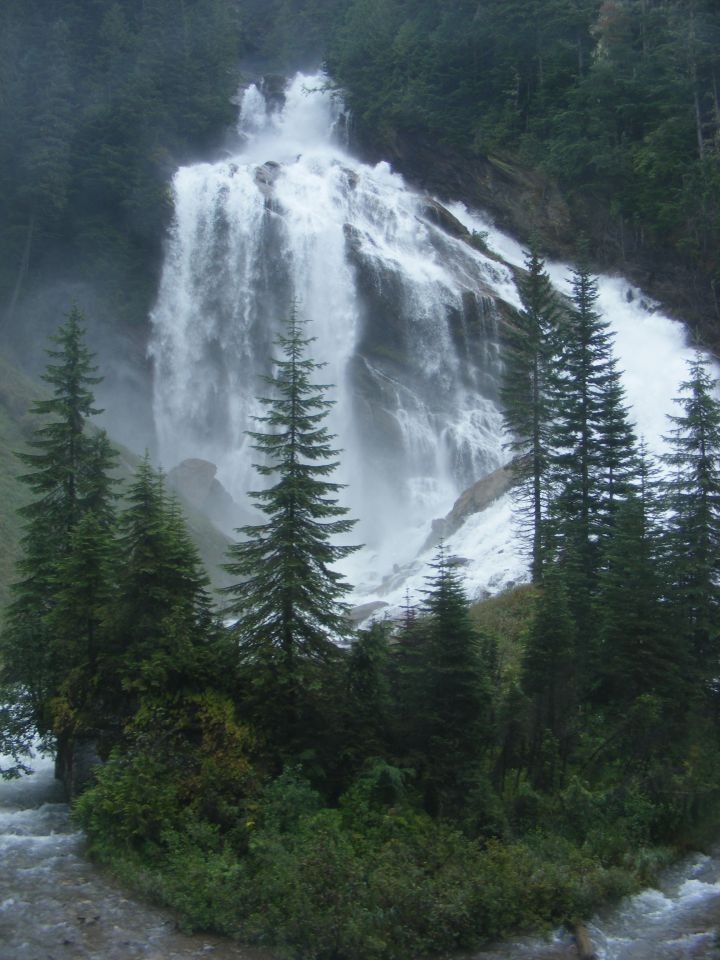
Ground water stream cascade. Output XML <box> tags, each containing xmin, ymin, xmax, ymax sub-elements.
<box><xmin>149</xmin><ymin>72</ymin><xmax>513</xmax><ymax>599</ymax></box>
<box><xmin>149</xmin><ymin>72</ymin><xmax>709</xmax><ymax>609</ymax></box>
<box><xmin>5</xmin><ymin>71</ymin><xmax>720</xmax><ymax>959</ymax></box>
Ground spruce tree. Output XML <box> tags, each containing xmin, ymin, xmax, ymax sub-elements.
<box><xmin>522</xmin><ymin>561</ymin><xmax>577</xmax><ymax>790</ymax></box>
<box><xmin>547</xmin><ymin>263</ymin><xmax>636</xmax><ymax>633</ymax></box>
<box><xmin>501</xmin><ymin>245</ymin><xmax>561</xmax><ymax>580</ymax></box>
<box><xmin>662</xmin><ymin>355</ymin><xmax>720</xmax><ymax>685</ymax></box>
<box><xmin>43</xmin><ymin>510</ymin><xmax>118</xmax><ymax>759</ymax></box>
<box><xmin>595</xmin><ymin>361</ymin><xmax>638</xmax><ymax>537</ymax></box>
<box><xmin>1</xmin><ymin>305</ymin><xmax>117</xmax><ymax>736</ymax></box>
<box><xmin>392</xmin><ymin>589</ymin><xmax>430</xmax><ymax>760</ymax></box>
<box><xmin>111</xmin><ymin>456</ymin><xmax>216</xmax><ymax>710</ymax></box>
<box><xmin>421</xmin><ymin>546</ymin><xmax>490</xmax><ymax>813</ymax></box>
<box><xmin>223</xmin><ymin>307</ymin><xmax>358</xmax><ymax>749</ymax></box>
<box><xmin>343</xmin><ymin>620</ymin><xmax>393</xmax><ymax>767</ymax></box>
<box><xmin>16</xmin><ymin>304</ymin><xmax>107</xmax><ymax>540</ymax></box>
<box><xmin>594</xmin><ymin>493</ymin><xmax>684</xmax><ymax>712</ymax></box>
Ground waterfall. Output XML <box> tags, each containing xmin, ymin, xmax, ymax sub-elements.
<box><xmin>149</xmin><ymin>73</ymin><xmax>514</xmax><ymax>594</ymax></box>
<box><xmin>150</xmin><ymin>71</ymin><xmax>709</xmax><ymax>606</ymax></box>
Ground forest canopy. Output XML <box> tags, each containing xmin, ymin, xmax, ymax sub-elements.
<box><xmin>0</xmin><ymin>0</ymin><xmax>718</xmax><ymax>336</ymax></box>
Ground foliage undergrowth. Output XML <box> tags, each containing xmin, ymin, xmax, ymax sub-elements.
<box><xmin>74</xmin><ymin>731</ymin><xmax>701</xmax><ymax>960</ymax></box>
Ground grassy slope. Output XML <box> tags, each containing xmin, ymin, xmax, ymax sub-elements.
<box><xmin>0</xmin><ymin>354</ymin><xmax>232</xmax><ymax>610</ymax></box>
<box><xmin>471</xmin><ymin>582</ymin><xmax>536</xmax><ymax>679</ymax></box>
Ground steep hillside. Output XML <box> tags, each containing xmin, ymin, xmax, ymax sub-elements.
<box><xmin>325</xmin><ymin>0</ymin><xmax>720</xmax><ymax>341</ymax></box>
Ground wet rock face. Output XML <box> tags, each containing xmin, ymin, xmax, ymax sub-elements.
<box><xmin>419</xmin><ymin>198</ymin><xmax>471</xmax><ymax>241</ymax></box>
<box><xmin>349</xmin><ymin>122</ymin><xmax>719</xmax><ymax>344</ymax></box>
<box><xmin>426</xmin><ymin>461</ymin><xmax>519</xmax><ymax>550</ymax></box>
<box><xmin>254</xmin><ymin>161</ymin><xmax>282</xmax><ymax>207</ymax></box>
<box><xmin>351</xmin><ymin>126</ymin><xmax>572</xmax><ymax>256</ymax></box>
<box><xmin>167</xmin><ymin>458</ymin><xmax>237</xmax><ymax>525</ymax></box>
<box><xmin>350</xmin><ymin>600</ymin><xmax>389</xmax><ymax>624</ymax></box>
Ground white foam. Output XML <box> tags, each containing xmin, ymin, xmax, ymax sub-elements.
<box><xmin>150</xmin><ymin>71</ymin><xmax>718</xmax><ymax>612</ymax></box>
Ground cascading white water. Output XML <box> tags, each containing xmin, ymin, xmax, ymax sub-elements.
<box><xmin>150</xmin><ymin>70</ymin><xmax>715</xmax><ymax>607</ymax></box>
<box><xmin>150</xmin><ymin>73</ymin><xmax>513</xmax><ymax>591</ymax></box>
<box><xmin>0</xmin><ymin>750</ymin><xmax>273</xmax><ymax>959</ymax></box>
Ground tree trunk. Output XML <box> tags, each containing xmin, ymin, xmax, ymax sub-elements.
<box><xmin>570</xmin><ymin>922</ymin><xmax>597</xmax><ymax>960</ymax></box>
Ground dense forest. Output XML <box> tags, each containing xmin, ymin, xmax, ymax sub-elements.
<box><xmin>2</xmin><ymin>1</ymin><xmax>720</xmax><ymax>957</ymax></box>
<box><xmin>327</xmin><ymin>0</ymin><xmax>720</xmax><ymax>295</ymax></box>
<box><xmin>0</xmin><ymin>0</ymin><xmax>718</xmax><ymax>342</ymax></box>
<box><xmin>3</xmin><ymin>277</ymin><xmax>720</xmax><ymax>958</ymax></box>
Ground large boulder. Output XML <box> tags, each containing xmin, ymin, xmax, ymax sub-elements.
<box><xmin>419</xmin><ymin>198</ymin><xmax>470</xmax><ymax>240</ymax></box>
<box><xmin>167</xmin><ymin>458</ymin><xmax>237</xmax><ymax>527</ymax></box>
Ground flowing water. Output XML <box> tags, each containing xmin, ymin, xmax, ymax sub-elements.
<box><xmin>11</xmin><ymin>68</ymin><xmax>720</xmax><ymax>959</ymax></box>
<box><xmin>148</xmin><ymin>71</ymin><xmax>714</xmax><ymax>613</ymax></box>
<box><xmin>2</xmin><ymin>751</ymin><xmax>720</xmax><ymax>960</ymax></box>
<box><xmin>149</xmin><ymin>72</ymin><xmax>512</xmax><ymax>589</ymax></box>
<box><xmin>0</xmin><ymin>752</ymin><xmax>271</xmax><ymax>960</ymax></box>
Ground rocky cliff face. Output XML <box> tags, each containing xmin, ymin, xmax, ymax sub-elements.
<box><xmin>348</xmin><ymin>126</ymin><xmax>720</xmax><ymax>349</ymax></box>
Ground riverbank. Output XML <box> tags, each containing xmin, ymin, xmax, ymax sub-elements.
<box><xmin>0</xmin><ymin>752</ymin><xmax>272</xmax><ymax>960</ymax></box>
<box><xmin>4</xmin><ymin>753</ymin><xmax>720</xmax><ymax>960</ymax></box>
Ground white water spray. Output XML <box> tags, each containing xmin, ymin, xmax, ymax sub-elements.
<box><xmin>150</xmin><ymin>71</ymin><xmax>714</xmax><ymax>607</ymax></box>
<box><xmin>150</xmin><ymin>73</ymin><xmax>510</xmax><ymax>588</ymax></box>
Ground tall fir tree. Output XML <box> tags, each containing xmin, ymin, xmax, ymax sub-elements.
<box><xmin>342</xmin><ymin>620</ymin><xmax>393</xmax><ymax>770</ymax></box>
<box><xmin>547</xmin><ymin>263</ymin><xmax>636</xmax><ymax>635</ymax></box>
<box><xmin>46</xmin><ymin>512</ymin><xmax>118</xmax><ymax>723</ymax></box>
<box><xmin>0</xmin><ymin>305</ymin><xmax>117</xmax><ymax>737</ymax></box>
<box><xmin>111</xmin><ymin>455</ymin><xmax>216</xmax><ymax>712</ymax></box>
<box><xmin>662</xmin><ymin>354</ymin><xmax>720</xmax><ymax>689</ymax></box>
<box><xmin>420</xmin><ymin>546</ymin><xmax>490</xmax><ymax>815</ymax></box>
<box><xmin>501</xmin><ymin>244</ymin><xmax>561</xmax><ymax>580</ymax></box>
<box><xmin>16</xmin><ymin>304</ymin><xmax>106</xmax><ymax>541</ymax></box>
<box><xmin>522</xmin><ymin>561</ymin><xmax>577</xmax><ymax>790</ymax></box>
<box><xmin>391</xmin><ymin>589</ymin><xmax>430</xmax><ymax>761</ymax></box>
<box><xmin>223</xmin><ymin>307</ymin><xmax>358</xmax><ymax>751</ymax></box>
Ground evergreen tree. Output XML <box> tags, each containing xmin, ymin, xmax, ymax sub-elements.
<box><xmin>662</xmin><ymin>354</ymin><xmax>720</xmax><ymax>686</ymax></box>
<box><xmin>223</xmin><ymin>307</ymin><xmax>358</xmax><ymax>749</ymax></box>
<box><xmin>111</xmin><ymin>456</ymin><xmax>216</xmax><ymax>710</ymax></box>
<box><xmin>45</xmin><ymin>511</ymin><xmax>118</xmax><ymax>747</ymax></box>
<box><xmin>594</xmin><ymin>493</ymin><xmax>684</xmax><ymax>712</ymax></box>
<box><xmin>343</xmin><ymin>620</ymin><xmax>393</xmax><ymax>767</ymax></box>
<box><xmin>547</xmin><ymin>263</ymin><xmax>636</xmax><ymax>631</ymax></box>
<box><xmin>595</xmin><ymin>360</ymin><xmax>638</xmax><ymax>538</ymax></box>
<box><xmin>522</xmin><ymin>561</ymin><xmax>576</xmax><ymax>790</ymax></box>
<box><xmin>0</xmin><ymin>305</ymin><xmax>116</xmax><ymax>736</ymax></box>
<box><xmin>16</xmin><ymin>304</ymin><xmax>106</xmax><ymax>539</ymax></box>
<box><xmin>501</xmin><ymin>245</ymin><xmax>561</xmax><ymax>580</ymax></box>
<box><xmin>391</xmin><ymin>589</ymin><xmax>430</xmax><ymax>759</ymax></box>
<box><xmin>421</xmin><ymin>546</ymin><xmax>490</xmax><ymax>813</ymax></box>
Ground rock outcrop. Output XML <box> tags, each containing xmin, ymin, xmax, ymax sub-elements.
<box><xmin>167</xmin><ymin>458</ymin><xmax>237</xmax><ymax>527</ymax></box>
<box><xmin>425</xmin><ymin>460</ymin><xmax>519</xmax><ymax>550</ymax></box>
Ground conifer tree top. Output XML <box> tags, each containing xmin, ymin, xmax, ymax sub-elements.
<box><xmin>224</xmin><ymin>306</ymin><xmax>359</xmax><ymax>664</ymax></box>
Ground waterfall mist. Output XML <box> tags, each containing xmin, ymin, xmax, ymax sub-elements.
<box><xmin>150</xmin><ymin>73</ymin><xmax>513</xmax><ymax>595</ymax></box>
<box><xmin>150</xmin><ymin>72</ymin><xmax>711</xmax><ymax>608</ymax></box>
